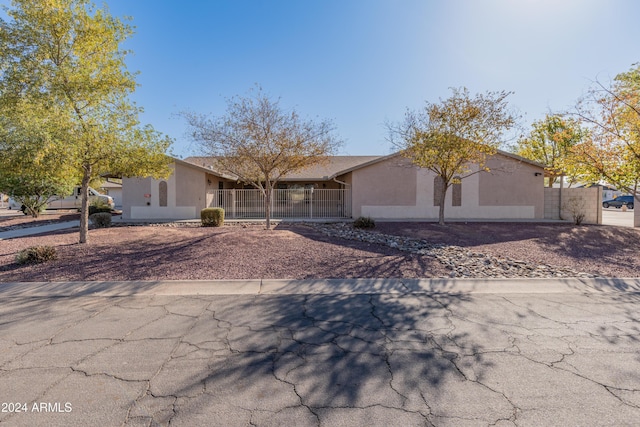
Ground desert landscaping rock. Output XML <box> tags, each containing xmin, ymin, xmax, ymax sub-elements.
<box><xmin>308</xmin><ymin>223</ymin><xmax>598</xmax><ymax>279</ymax></box>
<box><xmin>1</xmin><ymin>219</ymin><xmax>639</xmax><ymax>281</ymax></box>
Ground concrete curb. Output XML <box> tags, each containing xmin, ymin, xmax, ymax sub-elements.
<box><xmin>1</xmin><ymin>277</ymin><xmax>639</xmax><ymax>297</ymax></box>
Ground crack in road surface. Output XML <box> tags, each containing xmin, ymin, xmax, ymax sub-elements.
<box><xmin>0</xmin><ymin>290</ymin><xmax>639</xmax><ymax>426</ymax></box>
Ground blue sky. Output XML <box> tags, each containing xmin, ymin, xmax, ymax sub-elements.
<box><xmin>4</xmin><ymin>0</ymin><xmax>640</xmax><ymax>158</ymax></box>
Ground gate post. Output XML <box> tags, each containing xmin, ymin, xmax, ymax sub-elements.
<box><xmin>231</xmin><ymin>189</ymin><xmax>236</xmax><ymax>218</ymax></box>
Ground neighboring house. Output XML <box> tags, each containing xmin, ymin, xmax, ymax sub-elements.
<box><xmin>121</xmin><ymin>151</ymin><xmax>547</xmax><ymax>221</ymax></box>
<box><xmin>99</xmin><ymin>180</ymin><xmax>123</xmax><ymax>208</ymax></box>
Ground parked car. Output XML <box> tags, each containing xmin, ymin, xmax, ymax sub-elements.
<box><xmin>602</xmin><ymin>195</ymin><xmax>635</xmax><ymax>209</ymax></box>
<box><xmin>8</xmin><ymin>186</ymin><xmax>115</xmax><ymax>213</ymax></box>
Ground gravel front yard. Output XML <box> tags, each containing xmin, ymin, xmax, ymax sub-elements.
<box><xmin>1</xmin><ymin>219</ymin><xmax>639</xmax><ymax>281</ymax></box>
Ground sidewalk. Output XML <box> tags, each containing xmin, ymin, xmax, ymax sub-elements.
<box><xmin>2</xmin><ymin>277</ymin><xmax>640</xmax><ymax>296</ymax></box>
<box><xmin>0</xmin><ymin>215</ymin><xmax>132</xmax><ymax>240</ymax></box>
<box><xmin>0</xmin><ymin>220</ymin><xmax>80</xmax><ymax>240</ymax></box>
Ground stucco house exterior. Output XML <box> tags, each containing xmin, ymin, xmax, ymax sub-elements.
<box><xmin>349</xmin><ymin>151</ymin><xmax>544</xmax><ymax>220</ymax></box>
<box><xmin>121</xmin><ymin>151</ymin><xmax>546</xmax><ymax>221</ymax></box>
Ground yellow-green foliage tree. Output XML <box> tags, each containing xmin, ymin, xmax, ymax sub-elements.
<box><xmin>183</xmin><ymin>87</ymin><xmax>342</xmax><ymax>229</ymax></box>
<box><xmin>570</xmin><ymin>64</ymin><xmax>640</xmax><ymax>201</ymax></box>
<box><xmin>388</xmin><ymin>87</ymin><xmax>518</xmax><ymax>225</ymax></box>
<box><xmin>0</xmin><ymin>0</ymin><xmax>172</xmax><ymax>242</ymax></box>
<box><xmin>515</xmin><ymin>114</ymin><xmax>586</xmax><ymax>187</ymax></box>
<box><xmin>0</xmin><ymin>100</ymin><xmax>76</xmax><ymax>217</ymax></box>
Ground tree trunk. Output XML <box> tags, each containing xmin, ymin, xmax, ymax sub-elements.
<box><xmin>264</xmin><ymin>186</ymin><xmax>272</xmax><ymax>230</ymax></box>
<box><xmin>438</xmin><ymin>183</ymin><xmax>448</xmax><ymax>226</ymax></box>
<box><xmin>79</xmin><ymin>166</ymin><xmax>91</xmax><ymax>244</ymax></box>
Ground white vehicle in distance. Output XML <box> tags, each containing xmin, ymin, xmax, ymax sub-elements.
<box><xmin>8</xmin><ymin>186</ymin><xmax>115</xmax><ymax>212</ymax></box>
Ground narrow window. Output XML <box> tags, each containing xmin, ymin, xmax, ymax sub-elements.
<box><xmin>433</xmin><ymin>176</ymin><xmax>444</xmax><ymax>206</ymax></box>
<box><xmin>452</xmin><ymin>177</ymin><xmax>462</xmax><ymax>206</ymax></box>
<box><xmin>159</xmin><ymin>181</ymin><xmax>168</xmax><ymax>207</ymax></box>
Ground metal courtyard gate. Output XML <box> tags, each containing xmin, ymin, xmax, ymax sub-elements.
<box><xmin>208</xmin><ymin>189</ymin><xmax>352</xmax><ymax>219</ymax></box>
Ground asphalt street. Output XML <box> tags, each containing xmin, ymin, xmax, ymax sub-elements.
<box><xmin>0</xmin><ymin>278</ymin><xmax>639</xmax><ymax>426</ymax></box>
<box><xmin>601</xmin><ymin>208</ymin><xmax>635</xmax><ymax>227</ymax></box>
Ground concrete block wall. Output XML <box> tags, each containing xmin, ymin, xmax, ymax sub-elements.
<box><xmin>544</xmin><ymin>187</ymin><xmax>602</xmax><ymax>224</ymax></box>
<box><xmin>544</xmin><ymin>189</ymin><xmax>561</xmax><ymax>220</ymax></box>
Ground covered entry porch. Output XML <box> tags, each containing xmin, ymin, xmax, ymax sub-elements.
<box><xmin>206</xmin><ymin>188</ymin><xmax>352</xmax><ymax>219</ymax></box>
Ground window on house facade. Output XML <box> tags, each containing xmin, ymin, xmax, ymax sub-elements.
<box><xmin>433</xmin><ymin>176</ymin><xmax>444</xmax><ymax>206</ymax></box>
<box><xmin>452</xmin><ymin>177</ymin><xmax>462</xmax><ymax>207</ymax></box>
<box><xmin>159</xmin><ymin>181</ymin><xmax>168</xmax><ymax>207</ymax></box>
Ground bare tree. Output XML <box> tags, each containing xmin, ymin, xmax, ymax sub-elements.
<box><xmin>183</xmin><ymin>87</ymin><xmax>343</xmax><ymax>229</ymax></box>
<box><xmin>388</xmin><ymin>87</ymin><xmax>518</xmax><ymax>225</ymax></box>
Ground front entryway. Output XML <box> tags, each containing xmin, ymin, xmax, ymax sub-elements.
<box><xmin>208</xmin><ymin>189</ymin><xmax>351</xmax><ymax>219</ymax></box>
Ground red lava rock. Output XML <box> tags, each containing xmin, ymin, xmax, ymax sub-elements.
<box><xmin>0</xmin><ymin>222</ymin><xmax>638</xmax><ymax>282</ymax></box>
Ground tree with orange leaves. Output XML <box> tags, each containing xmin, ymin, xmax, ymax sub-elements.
<box><xmin>388</xmin><ymin>87</ymin><xmax>518</xmax><ymax>225</ymax></box>
<box><xmin>515</xmin><ymin>114</ymin><xmax>586</xmax><ymax>187</ymax></box>
<box><xmin>570</xmin><ymin>64</ymin><xmax>640</xmax><ymax>201</ymax></box>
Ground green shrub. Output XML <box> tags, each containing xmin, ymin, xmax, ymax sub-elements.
<box><xmin>16</xmin><ymin>246</ymin><xmax>58</xmax><ymax>265</ymax></box>
<box><xmin>88</xmin><ymin>206</ymin><xmax>112</xmax><ymax>215</ymax></box>
<box><xmin>201</xmin><ymin>207</ymin><xmax>225</xmax><ymax>227</ymax></box>
<box><xmin>353</xmin><ymin>216</ymin><xmax>375</xmax><ymax>229</ymax></box>
<box><xmin>88</xmin><ymin>198</ymin><xmax>113</xmax><ymax>215</ymax></box>
<box><xmin>89</xmin><ymin>212</ymin><xmax>112</xmax><ymax>228</ymax></box>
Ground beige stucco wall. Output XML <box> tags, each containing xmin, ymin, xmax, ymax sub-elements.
<box><xmin>175</xmin><ymin>162</ymin><xmax>207</xmax><ymax>213</ymax></box>
<box><xmin>351</xmin><ymin>154</ymin><xmax>544</xmax><ymax>220</ymax></box>
<box><xmin>123</xmin><ymin>162</ymin><xmax>202</xmax><ymax>220</ymax></box>
<box><xmin>351</xmin><ymin>156</ymin><xmax>417</xmax><ymax>217</ymax></box>
<box><xmin>121</xmin><ymin>177</ymin><xmax>151</xmax><ymax>219</ymax></box>
<box><xmin>478</xmin><ymin>154</ymin><xmax>545</xmax><ymax>218</ymax></box>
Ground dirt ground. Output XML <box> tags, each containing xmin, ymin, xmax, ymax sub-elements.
<box><xmin>1</xmin><ymin>214</ymin><xmax>639</xmax><ymax>281</ymax></box>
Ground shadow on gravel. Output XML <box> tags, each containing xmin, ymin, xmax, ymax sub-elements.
<box><xmin>531</xmin><ymin>225</ymin><xmax>640</xmax><ymax>266</ymax></box>
<box><xmin>274</xmin><ymin>224</ymin><xmax>444</xmax><ymax>279</ymax></box>
<box><xmin>373</xmin><ymin>221</ymin><xmax>639</xmax><ymax>250</ymax></box>
<box><xmin>0</xmin><ymin>225</ymin><xmax>445</xmax><ymax>281</ymax></box>
<box><xmin>372</xmin><ymin>221</ymin><xmax>640</xmax><ymax>275</ymax></box>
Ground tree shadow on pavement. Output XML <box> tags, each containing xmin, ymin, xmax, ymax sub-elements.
<box><xmin>158</xmin><ymin>291</ymin><xmax>509</xmax><ymax>426</ymax></box>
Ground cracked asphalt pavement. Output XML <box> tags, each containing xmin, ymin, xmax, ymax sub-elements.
<box><xmin>1</xmin><ymin>278</ymin><xmax>640</xmax><ymax>426</ymax></box>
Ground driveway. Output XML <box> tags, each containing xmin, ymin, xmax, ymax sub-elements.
<box><xmin>602</xmin><ymin>207</ymin><xmax>635</xmax><ymax>227</ymax></box>
<box><xmin>1</xmin><ymin>278</ymin><xmax>639</xmax><ymax>426</ymax></box>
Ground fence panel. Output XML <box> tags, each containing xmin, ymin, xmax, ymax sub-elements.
<box><xmin>208</xmin><ymin>189</ymin><xmax>351</xmax><ymax>219</ymax></box>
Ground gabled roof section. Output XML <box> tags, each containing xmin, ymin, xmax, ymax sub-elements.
<box><xmin>174</xmin><ymin>157</ymin><xmax>233</xmax><ymax>179</ymax></box>
<box><xmin>495</xmin><ymin>149</ymin><xmax>545</xmax><ymax>169</ymax></box>
<box><xmin>181</xmin><ymin>149</ymin><xmax>544</xmax><ymax>182</ymax></box>
<box><xmin>281</xmin><ymin>156</ymin><xmax>384</xmax><ymax>180</ymax></box>
<box><xmin>183</xmin><ymin>155</ymin><xmax>386</xmax><ymax>181</ymax></box>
